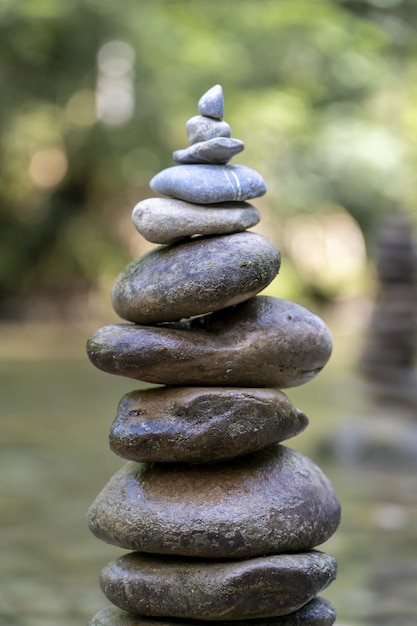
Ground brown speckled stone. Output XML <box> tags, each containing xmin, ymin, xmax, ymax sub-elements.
<box><xmin>111</xmin><ymin>232</ymin><xmax>280</xmax><ymax>324</ymax></box>
<box><xmin>87</xmin><ymin>296</ymin><xmax>332</xmax><ymax>388</ymax></box>
<box><xmin>87</xmin><ymin>445</ymin><xmax>341</xmax><ymax>558</ymax></box>
<box><xmin>99</xmin><ymin>551</ymin><xmax>337</xmax><ymax>621</ymax></box>
<box><xmin>110</xmin><ymin>387</ymin><xmax>308</xmax><ymax>463</ymax></box>
<box><xmin>89</xmin><ymin>597</ymin><xmax>336</xmax><ymax>626</ymax></box>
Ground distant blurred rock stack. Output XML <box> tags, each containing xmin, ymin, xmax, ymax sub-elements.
<box><xmin>86</xmin><ymin>85</ymin><xmax>340</xmax><ymax>625</ymax></box>
<box><xmin>326</xmin><ymin>210</ymin><xmax>417</xmax><ymax>468</ymax></box>
<box><xmin>360</xmin><ymin>211</ymin><xmax>417</xmax><ymax>410</ymax></box>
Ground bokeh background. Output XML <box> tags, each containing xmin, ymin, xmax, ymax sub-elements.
<box><xmin>1</xmin><ymin>1</ymin><xmax>417</xmax><ymax>625</ymax></box>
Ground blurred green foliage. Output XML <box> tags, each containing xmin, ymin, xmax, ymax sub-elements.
<box><xmin>1</xmin><ymin>0</ymin><xmax>417</xmax><ymax>317</ymax></box>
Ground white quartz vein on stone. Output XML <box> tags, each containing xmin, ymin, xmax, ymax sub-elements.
<box><xmin>149</xmin><ymin>164</ymin><xmax>266</xmax><ymax>204</ymax></box>
<box><xmin>223</xmin><ymin>167</ymin><xmax>243</xmax><ymax>200</ymax></box>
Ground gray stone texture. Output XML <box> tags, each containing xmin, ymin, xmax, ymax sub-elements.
<box><xmin>111</xmin><ymin>232</ymin><xmax>280</xmax><ymax>324</ymax></box>
<box><xmin>173</xmin><ymin>137</ymin><xmax>244</xmax><ymax>164</ymax></box>
<box><xmin>198</xmin><ymin>84</ymin><xmax>224</xmax><ymax>119</ymax></box>
<box><xmin>109</xmin><ymin>387</ymin><xmax>308</xmax><ymax>463</ymax></box>
<box><xmin>87</xmin><ymin>445</ymin><xmax>341</xmax><ymax>558</ymax></box>
<box><xmin>99</xmin><ymin>551</ymin><xmax>337</xmax><ymax>621</ymax></box>
<box><xmin>149</xmin><ymin>164</ymin><xmax>267</xmax><ymax>204</ymax></box>
<box><xmin>89</xmin><ymin>597</ymin><xmax>336</xmax><ymax>626</ymax></box>
<box><xmin>87</xmin><ymin>296</ymin><xmax>333</xmax><ymax>388</ymax></box>
<box><xmin>131</xmin><ymin>198</ymin><xmax>259</xmax><ymax>244</ymax></box>
<box><xmin>186</xmin><ymin>115</ymin><xmax>231</xmax><ymax>144</ymax></box>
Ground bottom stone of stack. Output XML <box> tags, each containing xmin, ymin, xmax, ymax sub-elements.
<box><xmin>89</xmin><ymin>596</ymin><xmax>336</xmax><ymax>626</ymax></box>
<box><xmin>96</xmin><ymin>551</ymin><xmax>336</xmax><ymax>621</ymax></box>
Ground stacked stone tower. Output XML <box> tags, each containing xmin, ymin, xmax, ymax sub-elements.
<box><xmin>360</xmin><ymin>211</ymin><xmax>417</xmax><ymax>408</ymax></box>
<box><xmin>87</xmin><ymin>86</ymin><xmax>340</xmax><ymax>626</ymax></box>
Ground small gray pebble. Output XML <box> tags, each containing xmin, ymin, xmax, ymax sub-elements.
<box><xmin>186</xmin><ymin>115</ymin><xmax>231</xmax><ymax>144</ymax></box>
<box><xmin>198</xmin><ymin>84</ymin><xmax>224</xmax><ymax>119</ymax></box>
<box><xmin>173</xmin><ymin>137</ymin><xmax>244</xmax><ymax>165</ymax></box>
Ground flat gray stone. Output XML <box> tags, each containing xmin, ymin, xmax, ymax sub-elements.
<box><xmin>186</xmin><ymin>115</ymin><xmax>231</xmax><ymax>144</ymax></box>
<box><xmin>89</xmin><ymin>597</ymin><xmax>336</xmax><ymax>626</ymax></box>
<box><xmin>99</xmin><ymin>551</ymin><xmax>337</xmax><ymax>620</ymax></box>
<box><xmin>132</xmin><ymin>198</ymin><xmax>259</xmax><ymax>244</ymax></box>
<box><xmin>87</xmin><ymin>445</ymin><xmax>341</xmax><ymax>557</ymax></box>
<box><xmin>150</xmin><ymin>164</ymin><xmax>266</xmax><ymax>204</ymax></box>
<box><xmin>198</xmin><ymin>84</ymin><xmax>224</xmax><ymax>119</ymax></box>
<box><xmin>111</xmin><ymin>232</ymin><xmax>280</xmax><ymax>324</ymax></box>
<box><xmin>87</xmin><ymin>296</ymin><xmax>333</xmax><ymax>388</ymax></box>
<box><xmin>173</xmin><ymin>137</ymin><xmax>244</xmax><ymax>165</ymax></box>
<box><xmin>110</xmin><ymin>387</ymin><xmax>308</xmax><ymax>463</ymax></box>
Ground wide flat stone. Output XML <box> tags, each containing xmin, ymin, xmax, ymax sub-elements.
<box><xmin>87</xmin><ymin>296</ymin><xmax>333</xmax><ymax>388</ymax></box>
<box><xmin>87</xmin><ymin>445</ymin><xmax>341</xmax><ymax>557</ymax></box>
<box><xmin>132</xmin><ymin>198</ymin><xmax>259</xmax><ymax>244</ymax></box>
<box><xmin>186</xmin><ymin>115</ymin><xmax>231</xmax><ymax>144</ymax></box>
<box><xmin>198</xmin><ymin>84</ymin><xmax>224</xmax><ymax>119</ymax></box>
<box><xmin>89</xmin><ymin>597</ymin><xmax>336</xmax><ymax>626</ymax></box>
<box><xmin>173</xmin><ymin>137</ymin><xmax>244</xmax><ymax>165</ymax></box>
<box><xmin>110</xmin><ymin>387</ymin><xmax>308</xmax><ymax>463</ymax></box>
<box><xmin>99</xmin><ymin>551</ymin><xmax>337</xmax><ymax>620</ymax></box>
<box><xmin>111</xmin><ymin>232</ymin><xmax>280</xmax><ymax>324</ymax></box>
<box><xmin>149</xmin><ymin>164</ymin><xmax>266</xmax><ymax>204</ymax></box>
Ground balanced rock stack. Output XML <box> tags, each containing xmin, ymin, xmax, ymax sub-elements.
<box><xmin>86</xmin><ymin>85</ymin><xmax>340</xmax><ymax>626</ymax></box>
<box><xmin>360</xmin><ymin>211</ymin><xmax>417</xmax><ymax>408</ymax></box>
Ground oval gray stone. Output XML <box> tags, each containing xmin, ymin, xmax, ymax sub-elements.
<box><xmin>87</xmin><ymin>296</ymin><xmax>333</xmax><ymax>388</ymax></box>
<box><xmin>99</xmin><ymin>551</ymin><xmax>337</xmax><ymax>620</ymax></box>
<box><xmin>149</xmin><ymin>164</ymin><xmax>267</xmax><ymax>204</ymax></box>
<box><xmin>132</xmin><ymin>198</ymin><xmax>260</xmax><ymax>244</ymax></box>
<box><xmin>110</xmin><ymin>387</ymin><xmax>308</xmax><ymax>463</ymax></box>
<box><xmin>89</xmin><ymin>597</ymin><xmax>336</xmax><ymax>626</ymax></box>
<box><xmin>186</xmin><ymin>115</ymin><xmax>231</xmax><ymax>144</ymax></box>
<box><xmin>87</xmin><ymin>445</ymin><xmax>341</xmax><ymax>557</ymax></box>
<box><xmin>198</xmin><ymin>84</ymin><xmax>224</xmax><ymax>119</ymax></box>
<box><xmin>111</xmin><ymin>232</ymin><xmax>280</xmax><ymax>324</ymax></box>
<box><xmin>173</xmin><ymin>137</ymin><xmax>244</xmax><ymax>165</ymax></box>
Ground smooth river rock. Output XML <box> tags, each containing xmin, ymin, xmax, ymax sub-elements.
<box><xmin>186</xmin><ymin>115</ymin><xmax>231</xmax><ymax>144</ymax></box>
<box><xmin>198</xmin><ymin>84</ymin><xmax>224</xmax><ymax>119</ymax></box>
<box><xmin>149</xmin><ymin>164</ymin><xmax>267</xmax><ymax>204</ymax></box>
<box><xmin>87</xmin><ymin>296</ymin><xmax>333</xmax><ymax>388</ymax></box>
<box><xmin>99</xmin><ymin>551</ymin><xmax>337</xmax><ymax>621</ymax></box>
<box><xmin>89</xmin><ymin>596</ymin><xmax>336</xmax><ymax>626</ymax></box>
<box><xmin>132</xmin><ymin>198</ymin><xmax>259</xmax><ymax>244</ymax></box>
<box><xmin>173</xmin><ymin>137</ymin><xmax>244</xmax><ymax>165</ymax></box>
<box><xmin>109</xmin><ymin>387</ymin><xmax>308</xmax><ymax>463</ymax></box>
<box><xmin>111</xmin><ymin>232</ymin><xmax>280</xmax><ymax>324</ymax></box>
<box><xmin>87</xmin><ymin>445</ymin><xmax>341</xmax><ymax>558</ymax></box>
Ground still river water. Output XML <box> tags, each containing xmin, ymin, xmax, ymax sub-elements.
<box><xmin>1</xmin><ymin>321</ymin><xmax>416</xmax><ymax>626</ymax></box>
